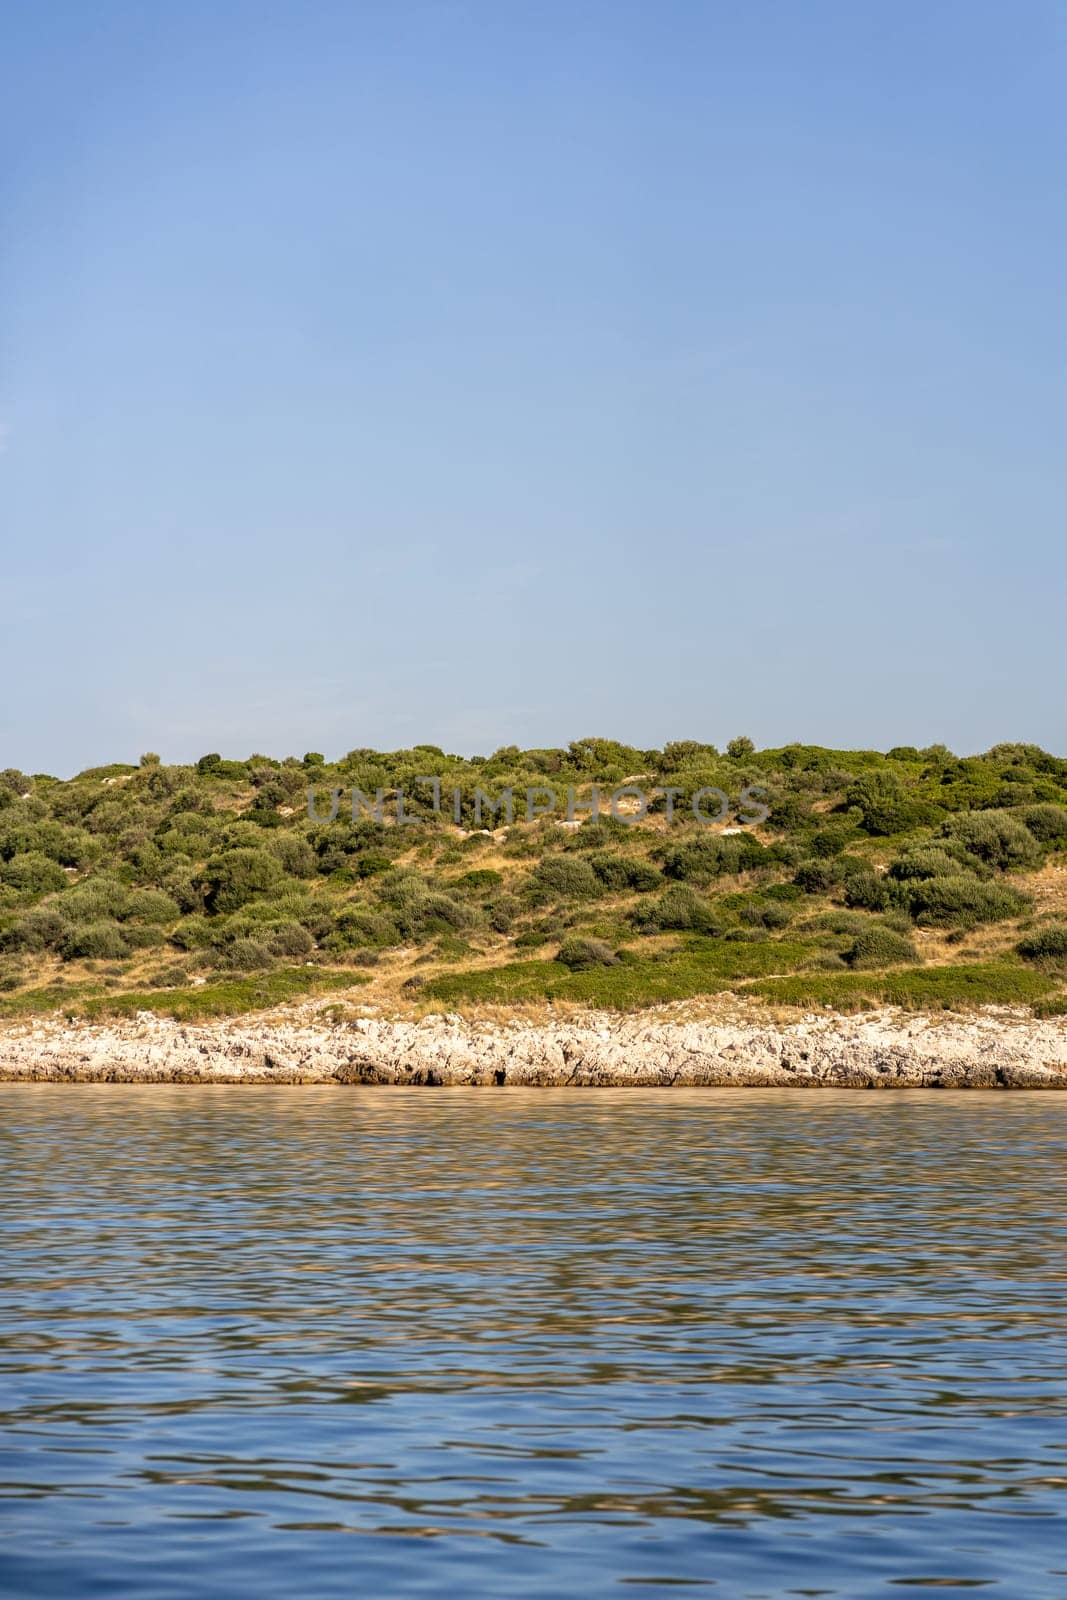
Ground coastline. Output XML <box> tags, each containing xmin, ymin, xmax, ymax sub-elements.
<box><xmin>2</xmin><ymin>1001</ymin><xmax>1067</xmax><ymax>1088</ymax></box>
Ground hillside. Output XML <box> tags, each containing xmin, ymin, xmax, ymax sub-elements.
<box><xmin>2</xmin><ymin>737</ymin><xmax>1067</xmax><ymax>1022</ymax></box>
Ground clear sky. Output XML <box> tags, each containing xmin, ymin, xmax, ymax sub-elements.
<box><xmin>3</xmin><ymin>1</ymin><xmax>1065</xmax><ymax>775</ymax></box>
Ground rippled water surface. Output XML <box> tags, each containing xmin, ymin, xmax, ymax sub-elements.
<box><xmin>2</xmin><ymin>1087</ymin><xmax>1067</xmax><ymax>1599</ymax></box>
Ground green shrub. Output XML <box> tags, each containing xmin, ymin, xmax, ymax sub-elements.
<box><xmin>124</xmin><ymin>888</ymin><xmax>180</xmax><ymax>924</ymax></box>
<box><xmin>0</xmin><ymin>852</ymin><xmax>68</xmax><ymax>896</ymax></box>
<box><xmin>0</xmin><ymin>906</ymin><xmax>72</xmax><ymax>953</ymax></box>
<box><xmin>587</xmin><ymin>853</ymin><xmax>662</xmax><ymax>892</ymax></box>
<box><xmin>201</xmin><ymin>848</ymin><xmax>285</xmax><ymax>914</ymax></box>
<box><xmin>4</xmin><ymin>734</ymin><xmax>1064</xmax><ymax>1021</ymax></box>
<box><xmin>0</xmin><ymin>820</ymin><xmax>97</xmax><ymax>869</ymax></box>
<box><xmin>633</xmin><ymin>883</ymin><xmax>721</xmax><ymax>933</ymax></box>
<box><xmin>161</xmin><ymin>866</ymin><xmax>204</xmax><ymax>914</ymax></box>
<box><xmin>417</xmin><ymin>893</ymin><xmax>478</xmax><ymax>935</ymax></box>
<box><xmin>355</xmin><ymin>852</ymin><xmax>392</xmax><ymax>878</ymax></box>
<box><xmin>60</xmin><ymin>921</ymin><xmax>131</xmax><ymax>960</ymax></box>
<box><xmin>455</xmin><ymin>868</ymin><xmax>504</xmax><ymax>893</ymax></box>
<box><xmin>887</xmin><ymin>846</ymin><xmax>974</xmax><ymax>881</ymax></box>
<box><xmin>794</xmin><ymin>858</ymin><xmax>839</xmax><ymax>893</ymax></box>
<box><xmin>218</xmin><ymin>937</ymin><xmax>275</xmax><ymax>971</ymax></box>
<box><xmin>170</xmin><ymin>915</ymin><xmax>214</xmax><ymax>951</ymax></box>
<box><xmin>530</xmin><ymin>856</ymin><xmax>601</xmax><ymax>899</ymax></box>
<box><xmin>59</xmin><ymin>876</ymin><xmax>131</xmax><ymax>923</ymax></box>
<box><xmin>905</xmin><ymin>875</ymin><xmax>1030</xmax><ymax>928</ymax></box>
<box><xmin>1021</xmin><ymin>805</ymin><xmax>1067</xmax><ymax>845</ymax></box>
<box><xmin>809</xmin><ymin>824</ymin><xmax>857</xmax><ymax>857</ymax></box>
<box><xmin>1016</xmin><ymin>924</ymin><xmax>1067</xmax><ymax>964</ymax></box>
<box><xmin>844</xmin><ymin>925</ymin><xmax>919</xmax><ymax>969</ymax></box>
<box><xmin>661</xmin><ymin>835</ymin><xmax>765</xmax><ymax>883</ymax></box>
<box><xmin>487</xmin><ymin>894</ymin><xmax>520</xmax><ymax>933</ymax></box>
<box><xmin>268</xmin><ymin>834</ymin><xmax>318</xmax><ymax>877</ymax></box>
<box><xmin>587</xmin><ymin>852</ymin><xmax>633</xmax><ymax>890</ymax></box>
<box><xmin>945</xmin><ymin>809</ymin><xmax>1042</xmax><ymax>870</ymax></box>
<box><xmin>738</xmin><ymin>899</ymin><xmax>793</xmax><ymax>930</ymax></box>
<box><xmin>843</xmin><ymin>871</ymin><xmax>890</xmax><ymax>911</ymax></box>
<box><xmin>558</xmin><ymin>936</ymin><xmax>619</xmax><ymax>970</ymax></box>
<box><xmin>328</xmin><ymin>904</ymin><xmax>399</xmax><ymax>950</ymax></box>
<box><xmin>845</xmin><ymin>771</ymin><xmax>942</xmax><ymax>835</ymax></box>
<box><xmin>269</xmin><ymin>922</ymin><xmax>315</xmax><ymax>958</ymax></box>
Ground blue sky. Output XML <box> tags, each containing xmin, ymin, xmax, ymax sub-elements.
<box><xmin>3</xmin><ymin>1</ymin><xmax>1065</xmax><ymax>774</ymax></box>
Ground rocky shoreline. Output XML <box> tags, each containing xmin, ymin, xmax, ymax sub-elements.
<box><xmin>2</xmin><ymin>1001</ymin><xmax>1067</xmax><ymax>1088</ymax></box>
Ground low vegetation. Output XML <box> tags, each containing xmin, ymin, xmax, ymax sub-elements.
<box><xmin>1</xmin><ymin>737</ymin><xmax>1065</xmax><ymax>1018</ymax></box>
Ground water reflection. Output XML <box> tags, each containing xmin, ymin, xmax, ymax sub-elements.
<box><xmin>1</xmin><ymin>1087</ymin><xmax>1065</xmax><ymax>1598</ymax></box>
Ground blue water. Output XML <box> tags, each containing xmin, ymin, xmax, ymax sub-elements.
<box><xmin>2</xmin><ymin>1087</ymin><xmax>1066</xmax><ymax>1598</ymax></box>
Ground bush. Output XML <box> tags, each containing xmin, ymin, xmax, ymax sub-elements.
<box><xmin>1016</xmin><ymin>924</ymin><xmax>1067</xmax><ymax>964</ymax></box>
<box><xmin>558</xmin><ymin>936</ymin><xmax>619</xmax><ymax>970</ymax></box>
<box><xmin>794</xmin><ymin>859</ymin><xmax>839</xmax><ymax>893</ymax></box>
<box><xmin>60</xmin><ymin>921</ymin><xmax>131</xmax><ymax>960</ymax></box>
<box><xmin>887</xmin><ymin>846</ymin><xmax>974</xmax><ymax>882</ymax></box>
<box><xmin>738</xmin><ymin>900</ymin><xmax>793</xmax><ymax>930</ymax></box>
<box><xmin>844</xmin><ymin>926</ymin><xmax>919</xmax><ymax>969</ymax></box>
<box><xmin>945</xmin><ymin>810</ymin><xmax>1042</xmax><ymax>871</ymax></box>
<box><xmin>904</xmin><ymin>875</ymin><xmax>1030</xmax><ymax>928</ymax></box>
<box><xmin>268</xmin><ymin>834</ymin><xmax>318</xmax><ymax>878</ymax></box>
<box><xmin>268</xmin><ymin>922</ymin><xmax>315</xmax><ymax>959</ymax></box>
<box><xmin>845</xmin><ymin>772</ymin><xmax>942</xmax><ymax>835</ymax></box>
<box><xmin>355</xmin><ymin>852</ymin><xmax>392</xmax><ymax>879</ymax></box>
<box><xmin>0</xmin><ymin>906</ymin><xmax>72</xmax><ymax>953</ymax></box>
<box><xmin>530</xmin><ymin>856</ymin><xmax>601</xmax><ymax>899</ymax></box>
<box><xmin>726</xmin><ymin>736</ymin><xmax>755</xmax><ymax>758</ymax></box>
<box><xmin>661</xmin><ymin>835</ymin><xmax>767</xmax><ymax>883</ymax></box>
<box><xmin>809</xmin><ymin>825</ymin><xmax>857</xmax><ymax>858</ymax></box>
<box><xmin>842</xmin><ymin>871</ymin><xmax>890</xmax><ymax>911</ymax></box>
<box><xmin>588</xmin><ymin>853</ymin><xmax>662</xmax><ymax>892</ymax></box>
<box><xmin>170</xmin><ymin>915</ymin><xmax>214</xmax><ymax>951</ymax></box>
<box><xmin>587</xmin><ymin>852</ymin><xmax>632</xmax><ymax>890</ymax></box>
<box><xmin>59</xmin><ymin>876</ymin><xmax>131</xmax><ymax>923</ymax></box>
<box><xmin>218</xmin><ymin>937</ymin><xmax>275</xmax><ymax>971</ymax></box>
<box><xmin>0</xmin><ymin>820</ymin><xmax>96</xmax><ymax>869</ymax></box>
<box><xmin>201</xmin><ymin>848</ymin><xmax>285</xmax><ymax>914</ymax></box>
<box><xmin>0</xmin><ymin>852</ymin><xmax>68</xmax><ymax>896</ymax></box>
<box><xmin>161</xmin><ymin>866</ymin><xmax>204</xmax><ymax>914</ymax></box>
<box><xmin>633</xmin><ymin>883</ymin><xmax>721</xmax><ymax>933</ymax></box>
<box><xmin>416</xmin><ymin>893</ymin><xmax>478</xmax><ymax>936</ymax></box>
<box><xmin>476</xmin><ymin>889</ymin><xmax>515</xmax><ymax>932</ymax></box>
<box><xmin>455</xmin><ymin>869</ymin><xmax>504</xmax><ymax>893</ymax></box>
<box><xmin>328</xmin><ymin>904</ymin><xmax>399</xmax><ymax>950</ymax></box>
<box><xmin>124</xmin><ymin>889</ymin><xmax>181</xmax><ymax>924</ymax></box>
<box><xmin>1021</xmin><ymin>805</ymin><xmax>1067</xmax><ymax>845</ymax></box>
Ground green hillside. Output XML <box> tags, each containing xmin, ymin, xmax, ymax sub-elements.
<box><xmin>2</xmin><ymin>738</ymin><xmax>1067</xmax><ymax>1019</ymax></box>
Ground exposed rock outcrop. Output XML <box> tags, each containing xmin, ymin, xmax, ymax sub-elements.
<box><xmin>2</xmin><ymin>1003</ymin><xmax>1066</xmax><ymax>1087</ymax></box>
